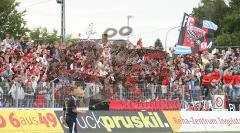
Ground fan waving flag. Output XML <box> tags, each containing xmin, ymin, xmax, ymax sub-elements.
<box><xmin>177</xmin><ymin>13</ymin><xmax>218</xmax><ymax>53</ymax></box>
<box><xmin>175</xmin><ymin>45</ymin><xmax>192</xmax><ymax>55</ymax></box>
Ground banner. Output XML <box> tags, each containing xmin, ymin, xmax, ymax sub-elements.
<box><xmin>214</xmin><ymin>95</ymin><xmax>225</xmax><ymax>109</ymax></box>
<box><xmin>163</xmin><ymin>111</ymin><xmax>240</xmax><ymax>132</ymax></box>
<box><xmin>55</xmin><ymin>111</ymin><xmax>172</xmax><ymax>133</ymax></box>
<box><xmin>144</xmin><ymin>52</ymin><xmax>166</xmax><ymax>60</ymax></box>
<box><xmin>1</xmin><ymin>109</ymin><xmax>240</xmax><ymax>132</ymax></box>
<box><xmin>109</xmin><ymin>100</ymin><xmax>181</xmax><ymax>111</ymax></box>
<box><xmin>177</xmin><ymin>13</ymin><xmax>217</xmax><ymax>53</ymax></box>
<box><xmin>174</xmin><ymin>45</ymin><xmax>192</xmax><ymax>55</ymax></box>
<box><xmin>85</xmin><ymin>23</ymin><xmax>96</xmax><ymax>39</ymax></box>
<box><xmin>0</xmin><ymin>110</ymin><xmax>63</xmax><ymax>133</ymax></box>
<box><xmin>228</xmin><ymin>102</ymin><xmax>240</xmax><ymax>111</ymax></box>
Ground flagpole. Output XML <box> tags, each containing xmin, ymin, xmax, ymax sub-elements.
<box><xmin>127</xmin><ymin>16</ymin><xmax>130</xmax><ymax>40</ymax></box>
<box><xmin>62</xmin><ymin>0</ymin><xmax>65</xmax><ymax>43</ymax></box>
<box><xmin>127</xmin><ymin>15</ymin><xmax>134</xmax><ymax>41</ymax></box>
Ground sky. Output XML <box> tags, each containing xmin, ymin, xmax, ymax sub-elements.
<box><xmin>17</xmin><ymin>0</ymin><xmax>201</xmax><ymax>48</ymax></box>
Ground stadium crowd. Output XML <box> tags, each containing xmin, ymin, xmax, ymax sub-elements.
<box><xmin>0</xmin><ymin>34</ymin><xmax>239</xmax><ymax>110</ymax></box>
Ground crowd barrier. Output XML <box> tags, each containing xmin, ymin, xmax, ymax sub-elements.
<box><xmin>1</xmin><ymin>109</ymin><xmax>240</xmax><ymax>133</ymax></box>
<box><xmin>1</xmin><ymin>80</ymin><xmax>239</xmax><ymax>111</ymax></box>
<box><xmin>109</xmin><ymin>100</ymin><xmax>181</xmax><ymax>111</ymax></box>
<box><xmin>0</xmin><ymin>82</ymin><xmax>199</xmax><ymax>109</ymax></box>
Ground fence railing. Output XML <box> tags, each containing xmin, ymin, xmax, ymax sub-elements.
<box><xmin>0</xmin><ymin>81</ymin><xmax>208</xmax><ymax>109</ymax></box>
<box><xmin>1</xmin><ymin>81</ymin><xmax>239</xmax><ymax>111</ymax></box>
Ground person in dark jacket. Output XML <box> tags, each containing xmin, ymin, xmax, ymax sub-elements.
<box><xmin>62</xmin><ymin>86</ymin><xmax>85</xmax><ymax>133</ymax></box>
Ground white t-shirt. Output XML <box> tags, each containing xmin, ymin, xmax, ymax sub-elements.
<box><xmin>97</xmin><ymin>61</ymin><xmax>108</xmax><ymax>76</ymax></box>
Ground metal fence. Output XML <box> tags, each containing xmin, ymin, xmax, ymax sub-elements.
<box><xmin>0</xmin><ymin>81</ymin><xmax>206</xmax><ymax>109</ymax></box>
<box><xmin>0</xmin><ymin>81</ymin><xmax>57</xmax><ymax>108</ymax></box>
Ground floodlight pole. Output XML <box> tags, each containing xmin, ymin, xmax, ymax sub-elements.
<box><xmin>61</xmin><ymin>0</ymin><xmax>65</xmax><ymax>43</ymax></box>
<box><xmin>57</xmin><ymin>0</ymin><xmax>65</xmax><ymax>43</ymax></box>
<box><xmin>164</xmin><ymin>26</ymin><xmax>181</xmax><ymax>51</ymax></box>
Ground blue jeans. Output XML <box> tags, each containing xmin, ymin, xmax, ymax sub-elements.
<box><xmin>190</xmin><ymin>80</ymin><xmax>195</xmax><ymax>90</ymax></box>
<box><xmin>25</xmin><ymin>96</ymin><xmax>34</xmax><ymax>108</ymax></box>
<box><xmin>149</xmin><ymin>84</ymin><xmax>155</xmax><ymax>100</ymax></box>
<box><xmin>13</xmin><ymin>99</ymin><xmax>23</xmax><ymax>107</ymax></box>
<box><xmin>234</xmin><ymin>85</ymin><xmax>240</xmax><ymax>97</ymax></box>
<box><xmin>224</xmin><ymin>84</ymin><xmax>233</xmax><ymax>99</ymax></box>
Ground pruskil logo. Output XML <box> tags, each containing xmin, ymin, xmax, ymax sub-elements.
<box><xmin>216</xmin><ymin>97</ymin><xmax>223</xmax><ymax>107</ymax></box>
<box><xmin>58</xmin><ymin>111</ymin><xmax>172</xmax><ymax>132</ymax></box>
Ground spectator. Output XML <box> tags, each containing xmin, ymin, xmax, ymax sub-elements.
<box><xmin>0</xmin><ymin>33</ymin><xmax>239</xmax><ymax>111</ymax></box>
<box><xmin>234</xmin><ymin>76</ymin><xmax>240</xmax><ymax>100</ymax></box>
<box><xmin>8</xmin><ymin>76</ymin><xmax>25</xmax><ymax>107</ymax></box>
<box><xmin>24</xmin><ymin>80</ymin><xmax>34</xmax><ymax>108</ymax></box>
<box><xmin>223</xmin><ymin>74</ymin><xmax>234</xmax><ymax>100</ymax></box>
<box><xmin>2</xmin><ymin>34</ymin><xmax>11</xmax><ymax>51</ymax></box>
<box><xmin>136</xmin><ymin>38</ymin><xmax>142</xmax><ymax>48</ymax></box>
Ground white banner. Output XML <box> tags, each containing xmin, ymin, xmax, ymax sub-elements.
<box><xmin>85</xmin><ymin>23</ymin><xmax>96</xmax><ymax>39</ymax></box>
<box><xmin>163</xmin><ymin>111</ymin><xmax>240</xmax><ymax>132</ymax></box>
<box><xmin>214</xmin><ymin>95</ymin><xmax>225</xmax><ymax>109</ymax></box>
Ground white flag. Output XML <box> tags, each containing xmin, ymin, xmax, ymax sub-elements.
<box><xmin>85</xmin><ymin>23</ymin><xmax>96</xmax><ymax>39</ymax></box>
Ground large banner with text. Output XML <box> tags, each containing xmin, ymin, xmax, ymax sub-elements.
<box><xmin>163</xmin><ymin>111</ymin><xmax>240</xmax><ymax>132</ymax></box>
<box><xmin>0</xmin><ymin>110</ymin><xmax>63</xmax><ymax>133</ymax></box>
<box><xmin>55</xmin><ymin>111</ymin><xmax>172</xmax><ymax>133</ymax></box>
<box><xmin>1</xmin><ymin>110</ymin><xmax>240</xmax><ymax>133</ymax></box>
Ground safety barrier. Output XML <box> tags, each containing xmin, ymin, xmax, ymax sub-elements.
<box><xmin>109</xmin><ymin>100</ymin><xmax>181</xmax><ymax>111</ymax></box>
<box><xmin>1</xmin><ymin>80</ymin><xmax>236</xmax><ymax>111</ymax></box>
<box><xmin>1</xmin><ymin>81</ymin><xmax>198</xmax><ymax>109</ymax></box>
<box><xmin>1</xmin><ymin>109</ymin><xmax>240</xmax><ymax>133</ymax></box>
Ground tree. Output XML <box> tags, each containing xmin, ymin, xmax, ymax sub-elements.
<box><xmin>192</xmin><ymin>0</ymin><xmax>240</xmax><ymax>46</ymax></box>
<box><xmin>215</xmin><ymin>9</ymin><xmax>240</xmax><ymax>46</ymax></box>
<box><xmin>28</xmin><ymin>27</ymin><xmax>60</xmax><ymax>44</ymax></box>
<box><xmin>0</xmin><ymin>0</ymin><xmax>28</xmax><ymax>39</ymax></box>
<box><xmin>65</xmin><ymin>34</ymin><xmax>79</xmax><ymax>45</ymax></box>
<box><xmin>193</xmin><ymin>0</ymin><xmax>229</xmax><ymax>26</ymax></box>
<box><xmin>229</xmin><ymin>0</ymin><xmax>240</xmax><ymax>10</ymax></box>
<box><xmin>216</xmin><ymin>0</ymin><xmax>240</xmax><ymax>46</ymax></box>
<box><xmin>154</xmin><ymin>38</ymin><xmax>163</xmax><ymax>50</ymax></box>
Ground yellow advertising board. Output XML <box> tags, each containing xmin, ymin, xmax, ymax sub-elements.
<box><xmin>0</xmin><ymin>110</ymin><xmax>63</xmax><ymax>133</ymax></box>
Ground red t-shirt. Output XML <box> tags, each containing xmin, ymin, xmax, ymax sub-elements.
<box><xmin>211</xmin><ymin>71</ymin><xmax>221</xmax><ymax>81</ymax></box>
<box><xmin>194</xmin><ymin>104</ymin><xmax>200</xmax><ymax>111</ymax></box>
<box><xmin>133</xmin><ymin>87</ymin><xmax>141</xmax><ymax>94</ymax></box>
<box><xmin>137</xmin><ymin>40</ymin><xmax>142</xmax><ymax>47</ymax></box>
<box><xmin>0</xmin><ymin>68</ymin><xmax>4</xmax><ymax>74</ymax></box>
<box><xmin>29</xmin><ymin>66</ymin><xmax>36</xmax><ymax>74</ymax></box>
<box><xmin>23</xmin><ymin>56</ymin><xmax>29</xmax><ymax>62</ymax></box>
<box><xmin>136</xmin><ymin>71</ymin><xmax>141</xmax><ymax>76</ymax></box>
<box><xmin>234</xmin><ymin>76</ymin><xmax>240</xmax><ymax>85</ymax></box>
<box><xmin>188</xmin><ymin>106</ymin><xmax>194</xmax><ymax>111</ymax></box>
<box><xmin>202</xmin><ymin>74</ymin><xmax>213</xmax><ymax>85</ymax></box>
<box><xmin>28</xmin><ymin>52</ymin><xmax>33</xmax><ymax>58</ymax></box>
<box><xmin>223</xmin><ymin>75</ymin><xmax>234</xmax><ymax>85</ymax></box>
<box><xmin>162</xmin><ymin>79</ymin><xmax>169</xmax><ymax>86</ymax></box>
<box><xmin>127</xmin><ymin>76</ymin><xmax>137</xmax><ymax>84</ymax></box>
